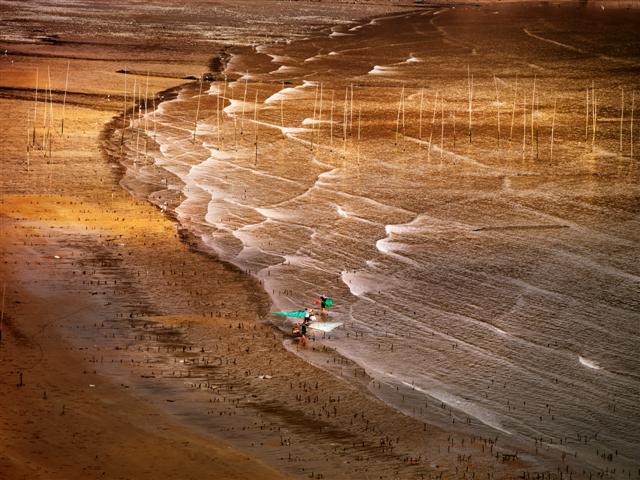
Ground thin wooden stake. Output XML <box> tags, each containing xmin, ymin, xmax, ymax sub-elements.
<box><xmin>428</xmin><ymin>91</ymin><xmax>439</xmax><ymax>161</ymax></box>
<box><xmin>494</xmin><ymin>74</ymin><xmax>501</xmax><ymax>149</ymax></box>
<box><xmin>61</xmin><ymin>60</ymin><xmax>69</xmax><ymax>135</ymax></box>
<box><xmin>631</xmin><ymin>91</ymin><xmax>635</xmax><ymax>157</ymax></box>
<box><xmin>467</xmin><ymin>66</ymin><xmax>473</xmax><ymax>143</ymax></box>
<box><xmin>550</xmin><ymin>97</ymin><xmax>557</xmax><ymax>160</ymax></box>
<box><xmin>280</xmin><ymin>81</ymin><xmax>285</xmax><ymax>139</ymax></box>
<box><xmin>592</xmin><ymin>83</ymin><xmax>596</xmax><ymax>151</ymax></box>
<box><xmin>531</xmin><ymin>75</ymin><xmax>536</xmax><ymax>155</ymax></box>
<box><xmin>418</xmin><ymin>88</ymin><xmax>424</xmax><ymax>139</ymax></box>
<box><xmin>254</xmin><ymin>90</ymin><xmax>259</xmax><ymax>164</ymax></box>
<box><xmin>318</xmin><ymin>82</ymin><xmax>324</xmax><ymax>146</ymax></box>
<box><xmin>522</xmin><ymin>92</ymin><xmax>527</xmax><ymax>158</ymax></box>
<box><xmin>152</xmin><ymin>93</ymin><xmax>157</xmax><ymax>142</ymax></box>
<box><xmin>216</xmin><ymin>85</ymin><xmax>221</xmax><ymax>145</ymax></box>
<box><xmin>193</xmin><ymin>76</ymin><xmax>203</xmax><ymax>142</ymax></box>
<box><xmin>330</xmin><ymin>90</ymin><xmax>335</xmax><ymax>149</ymax></box>
<box><xmin>33</xmin><ymin>68</ymin><xmax>39</xmax><ymax>147</ymax></box>
<box><xmin>241</xmin><ymin>71</ymin><xmax>248</xmax><ymax>135</ymax></box>
<box><xmin>452</xmin><ymin>109</ymin><xmax>456</xmax><ymax>149</ymax></box>
<box><xmin>401</xmin><ymin>87</ymin><xmax>406</xmax><ymax>137</ymax></box>
<box><xmin>121</xmin><ymin>68</ymin><xmax>127</xmax><ymax>147</ymax></box>
<box><xmin>135</xmin><ymin>81</ymin><xmax>140</xmax><ymax>163</ymax></box>
<box><xmin>221</xmin><ymin>75</ymin><xmax>227</xmax><ymax>141</ymax></box>
<box><xmin>510</xmin><ymin>74</ymin><xmax>518</xmax><ymax>144</ymax></box>
<box><xmin>395</xmin><ymin>85</ymin><xmax>404</xmax><ymax>145</ymax></box>
<box><xmin>620</xmin><ymin>87</ymin><xmax>624</xmax><ymax>152</ymax></box>
<box><xmin>144</xmin><ymin>71</ymin><xmax>149</xmax><ymax>156</ymax></box>
<box><xmin>440</xmin><ymin>96</ymin><xmax>444</xmax><ymax>159</ymax></box>
<box><xmin>585</xmin><ymin>87</ymin><xmax>590</xmax><ymax>143</ymax></box>
<box><xmin>356</xmin><ymin>105</ymin><xmax>362</xmax><ymax>164</ymax></box>
<box><xmin>0</xmin><ymin>283</ymin><xmax>5</xmax><ymax>344</ymax></box>
<box><xmin>343</xmin><ymin>86</ymin><xmax>348</xmax><ymax>154</ymax></box>
<box><xmin>349</xmin><ymin>83</ymin><xmax>354</xmax><ymax>134</ymax></box>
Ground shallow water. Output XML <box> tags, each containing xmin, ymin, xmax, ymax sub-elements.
<box><xmin>117</xmin><ymin>3</ymin><xmax>640</xmax><ymax>475</ymax></box>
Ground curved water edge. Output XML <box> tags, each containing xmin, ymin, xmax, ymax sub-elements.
<box><xmin>106</xmin><ymin>4</ymin><xmax>640</xmax><ymax>476</ymax></box>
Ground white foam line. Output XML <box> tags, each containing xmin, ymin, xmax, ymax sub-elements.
<box><xmin>375</xmin><ymin>238</ymin><xmax>420</xmax><ymax>267</ymax></box>
<box><xmin>556</xmin><ymin>249</ymin><xmax>640</xmax><ymax>283</ymax></box>
<box><xmin>329</xmin><ymin>31</ymin><xmax>354</xmax><ymax>38</ymax></box>
<box><xmin>324</xmin><ymin>188</ymin><xmax>416</xmax><ymax>217</ymax></box>
<box><xmin>336</xmin><ymin>205</ymin><xmax>349</xmax><ymax>218</ymax></box>
<box><xmin>215</xmin><ymin>158</ymin><xmax>301</xmax><ymax>186</ymax></box>
<box><xmin>400</xmin><ymin>381</ymin><xmax>512</xmax><ymax>435</ymax></box>
<box><xmin>368</xmin><ymin>302</ymin><xmax>615</xmax><ymax>401</ymax></box>
<box><xmin>301</xmin><ymin>117</ymin><xmax>335</xmax><ymax>126</ymax></box>
<box><xmin>579</xmin><ymin>356</ymin><xmax>603</xmax><ymax>370</ymax></box>
<box><xmin>404</xmin><ymin>55</ymin><xmax>423</xmax><ymax>63</ymax></box>
<box><xmin>402</xmin><ymin>134</ymin><xmax>508</xmax><ymax>174</ymax></box>
<box><xmin>523</xmin><ymin>28</ymin><xmax>584</xmax><ymax>53</ymax></box>
<box><xmin>269</xmin><ymin>65</ymin><xmax>299</xmax><ymax>75</ymax></box>
<box><xmin>368</xmin><ymin>65</ymin><xmax>398</xmax><ymax>76</ymax></box>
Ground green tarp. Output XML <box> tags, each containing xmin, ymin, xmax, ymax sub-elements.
<box><xmin>271</xmin><ymin>310</ymin><xmax>306</xmax><ymax>318</ymax></box>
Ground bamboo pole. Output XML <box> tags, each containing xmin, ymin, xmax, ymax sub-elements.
<box><xmin>428</xmin><ymin>91</ymin><xmax>439</xmax><ymax>161</ymax></box>
<box><xmin>0</xmin><ymin>283</ymin><xmax>5</xmax><ymax>344</ymax></box>
<box><xmin>32</xmin><ymin>68</ymin><xmax>39</xmax><ymax>148</ymax></box>
<box><xmin>349</xmin><ymin>83</ymin><xmax>354</xmax><ymax>134</ymax></box>
<box><xmin>131</xmin><ymin>78</ymin><xmax>137</xmax><ymax>136</ymax></box>
<box><xmin>343</xmin><ymin>86</ymin><xmax>348</xmax><ymax>155</ymax></box>
<box><xmin>193</xmin><ymin>76</ymin><xmax>203</xmax><ymax>142</ymax></box>
<box><xmin>311</xmin><ymin>82</ymin><xmax>318</xmax><ymax>151</ymax></box>
<box><xmin>234</xmin><ymin>94</ymin><xmax>239</xmax><ymax>153</ymax></box>
<box><xmin>467</xmin><ymin>66</ymin><xmax>473</xmax><ymax>143</ymax></box>
<box><xmin>631</xmin><ymin>91</ymin><xmax>635</xmax><ymax>157</ymax></box>
<box><xmin>401</xmin><ymin>87</ymin><xmax>406</xmax><ymax>137</ymax></box>
<box><xmin>418</xmin><ymin>88</ymin><xmax>424</xmax><ymax>139</ymax></box>
<box><xmin>120</xmin><ymin>68</ymin><xmax>127</xmax><ymax>148</ymax></box>
<box><xmin>26</xmin><ymin>115</ymin><xmax>31</xmax><ymax>153</ymax></box>
<box><xmin>452</xmin><ymin>109</ymin><xmax>456</xmax><ymax>149</ymax></box>
<box><xmin>152</xmin><ymin>93</ymin><xmax>157</xmax><ymax>142</ymax></box>
<box><xmin>61</xmin><ymin>60</ymin><xmax>69</xmax><ymax>135</ymax></box>
<box><xmin>522</xmin><ymin>92</ymin><xmax>527</xmax><ymax>158</ymax></box>
<box><xmin>536</xmin><ymin>96</ymin><xmax>540</xmax><ymax>160</ymax></box>
<box><xmin>241</xmin><ymin>71</ymin><xmax>248</xmax><ymax>135</ymax></box>
<box><xmin>216</xmin><ymin>84</ymin><xmax>221</xmax><ymax>145</ymax></box>
<box><xmin>42</xmin><ymin>66</ymin><xmax>51</xmax><ymax>156</ymax></box>
<box><xmin>280</xmin><ymin>81</ymin><xmax>285</xmax><ymax>139</ymax></box>
<box><xmin>395</xmin><ymin>85</ymin><xmax>404</xmax><ymax>145</ymax></box>
<box><xmin>592</xmin><ymin>83</ymin><xmax>596</xmax><ymax>151</ymax></box>
<box><xmin>144</xmin><ymin>71</ymin><xmax>149</xmax><ymax>156</ymax></box>
<box><xmin>620</xmin><ymin>87</ymin><xmax>624</xmax><ymax>152</ymax></box>
<box><xmin>550</xmin><ymin>97</ymin><xmax>557</xmax><ymax>160</ymax></box>
<box><xmin>330</xmin><ymin>90</ymin><xmax>335</xmax><ymax>150</ymax></box>
<box><xmin>221</xmin><ymin>75</ymin><xmax>227</xmax><ymax>142</ymax></box>
<box><xmin>356</xmin><ymin>105</ymin><xmax>362</xmax><ymax>165</ymax></box>
<box><xmin>494</xmin><ymin>74</ymin><xmax>501</xmax><ymax>149</ymax></box>
<box><xmin>585</xmin><ymin>87</ymin><xmax>590</xmax><ymax>143</ymax></box>
<box><xmin>530</xmin><ymin>75</ymin><xmax>536</xmax><ymax>155</ymax></box>
<box><xmin>47</xmin><ymin>68</ymin><xmax>53</xmax><ymax>161</ymax></box>
<box><xmin>318</xmin><ymin>82</ymin><xmax>324</xmax><ymax>146</ymax></box>
<box><xmin>135</xmin><ymin>81</ymin><xmax>140</xmax><ymax>163</ymax></box>
<box><xmin>440</xmin><ymin>96</ymin><xmax>444</xmax><ymax>159</ymax></box>
<box><xmin>231</xmin><ymin>86</ymin><xmax>237</xmax><ymax>151</ymax></box>
<box><xmin>254</xmin><ymin>90</ymin><xmax>259</xmax><ymax>165</ymax></box>
<box><xmin>510</xmin><ymin>74</ymin><xmax>518</xmax><ymax>144</ymax></box>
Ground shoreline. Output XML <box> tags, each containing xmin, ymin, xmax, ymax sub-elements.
<box><xmin>3</xmin><ymin>1</ymin><xmax>635</xmax><ymax>477</ymax></box>
<box><xmin>96</xmin><ymin>7</ymin><xmax>591</xmax><ymax>473</ymax></box>
<box><xmin>101</xmin><ymin>9</ymin><xmax>545</xmax><ymax>466</ymax></box>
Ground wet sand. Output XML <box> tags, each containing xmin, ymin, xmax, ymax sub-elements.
<box><xmin>1</xmin><ymin>1</ymin><xmax>637</xmax><ymax>479</ymax></box>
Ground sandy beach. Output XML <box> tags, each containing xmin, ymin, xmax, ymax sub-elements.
<box><xmin>1</xmin><ymin>1</ymin><xmax>638</xmax><ymax>479</ymax></box>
